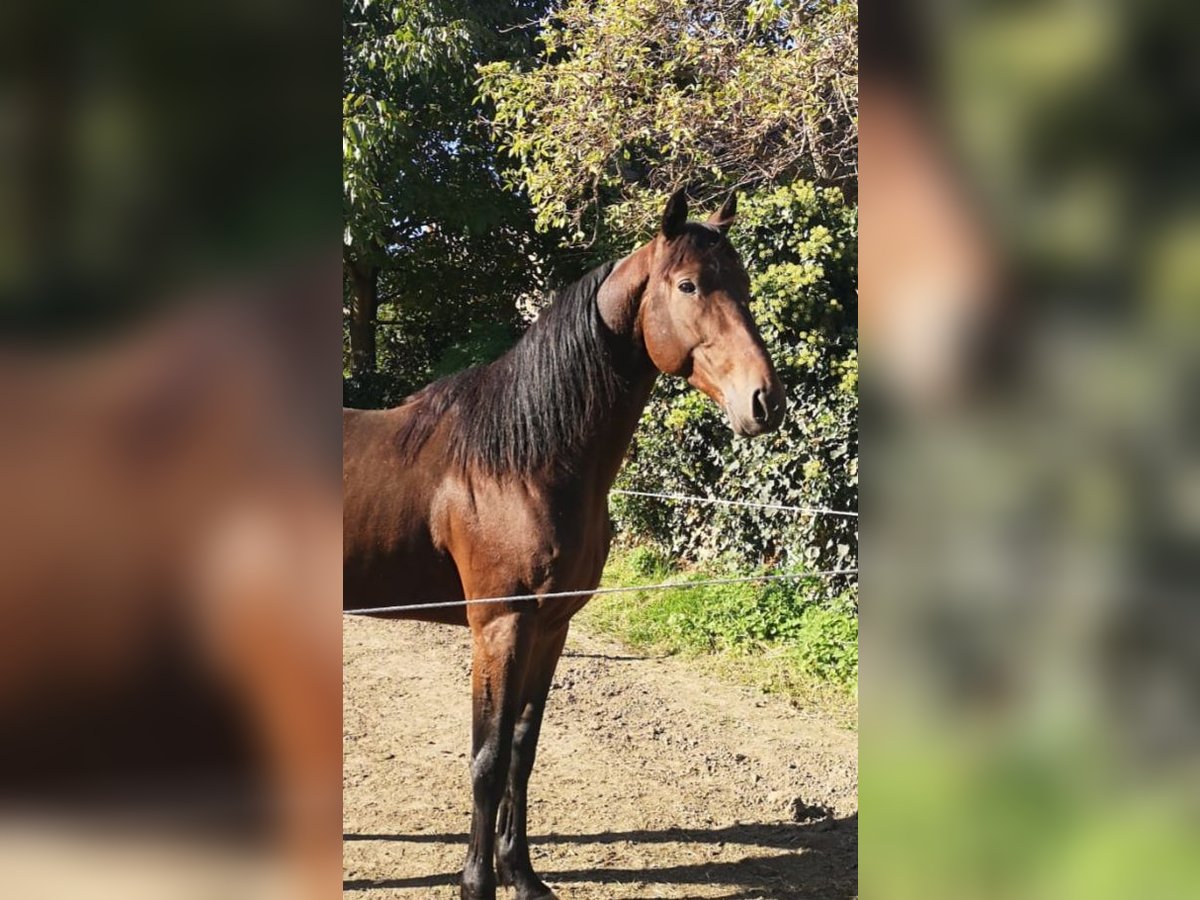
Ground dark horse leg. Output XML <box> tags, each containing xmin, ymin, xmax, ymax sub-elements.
<box><xmin>496</xmin><ymin>624</ymin><xmax>569</xmax><ymax>900</ymax></box>
<box><xmin>462</xmin><ymin>610</ymin><xmax>536</xmax><ymax>900</ymax></box>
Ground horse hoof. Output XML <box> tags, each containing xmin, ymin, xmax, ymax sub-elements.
<box><xmin>515</xmin><ymin>880</ymin><xmax>558</xmax><ymax>900</ymax></box>
<box><xmin>497</xmin><ymin>870</ymin><xmax>557</xmax><ymax>900</ymax></box>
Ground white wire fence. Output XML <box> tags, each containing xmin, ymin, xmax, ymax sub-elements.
<box><xmin>609</xmin><ymin>488</ymin><xmax>857</xmax><ymax>517</ymax></box>
<box><xmin>344</xmin><ymin>489</ymin><xmax>857</xmax><ymax>617</ymax></box>
<box><xmin>343</xmin><ymin>568</ymin><xmax>857</xmax><ymax>615</ymax></box>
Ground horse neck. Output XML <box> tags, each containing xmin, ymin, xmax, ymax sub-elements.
<box><xmin>580</xmin><ymin>355</ymin><xmax>657</xmax><ymax>493</ymax></box>
<box><xmin>578</xmin><ymin>243</ymin><xmax>660</xmax><ymax>492</ymax></box>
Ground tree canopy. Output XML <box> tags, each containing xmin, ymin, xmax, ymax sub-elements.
<box><xmin>342</xmin><ymin>0</ymin><xmax>560</xmax><ymax>401</ymax></box>
<box><xmin>479</xmin><ymin>0</ymin><xmax>857</xmax><ymax>244</ymax></box>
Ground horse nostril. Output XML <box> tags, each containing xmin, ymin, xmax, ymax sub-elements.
<box><xmin>752</xmin><ymin>389</ymin><xmax>770</xmax><ymax>425</ymax></box>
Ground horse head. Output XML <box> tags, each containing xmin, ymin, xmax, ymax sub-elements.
<box><xmin>635</xmin><ymin>189</ymin><xmax>786</xmax><ymax>436</ymax></box>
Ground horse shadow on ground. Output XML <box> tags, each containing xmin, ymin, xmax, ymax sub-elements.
<box><xmin>343</xmin><ymin>814</ymin><xmax>857</xmax><ymax>900</ymax></box>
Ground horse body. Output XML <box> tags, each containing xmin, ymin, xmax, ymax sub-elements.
<box><xmin>343</xmin><ymin>410</ymin><xmax>630</xmax><ymax>628</ymax></box>
<box><xmin>343</xmin><ymin>191</ymin><xmax>784</xmax><ymax>900</ymax></box>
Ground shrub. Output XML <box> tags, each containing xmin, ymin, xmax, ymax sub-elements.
<box><xmin>589</xmin><ymin>546</ymin><xmax>858</xmax><ymax>694</ymax></box>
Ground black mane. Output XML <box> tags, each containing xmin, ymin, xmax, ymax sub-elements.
<box><xmin>394</xmin><ymin>261</ymin><xmax>629</xmax><ymax>475</ymax></box>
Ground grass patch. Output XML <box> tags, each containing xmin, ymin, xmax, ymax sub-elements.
<box><xmin>578</xmin><ymin>543</ymin><xmax>858</xmax><ymax>724</ymax></box>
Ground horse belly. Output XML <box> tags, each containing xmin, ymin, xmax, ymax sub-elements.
<box><xmin>343</xmin><ymin>552</ymin><xmax>466</xmax><ymax>626</ymax></box>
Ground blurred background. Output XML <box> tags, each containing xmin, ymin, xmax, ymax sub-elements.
<box><xmin>0</xmin><ymin>2</ymin><xmax>341</xmax><ymax>898</ymax></box>
<box><xmin>861</xmin><ymin>0</ymin><xmax>1200</xmax><ymax>897</ymax></box>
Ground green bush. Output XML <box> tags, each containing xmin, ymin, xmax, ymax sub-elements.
<box><xmin>587</xmin><ymin>546</ymin><xmax>858</xmax><ymax>694</ymax></box>
<box><xmin>788</xmin><ymin>598</ymin><xmax>859</xmax><ymax>690</ymax></box>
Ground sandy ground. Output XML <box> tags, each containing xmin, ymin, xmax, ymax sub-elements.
<box><xmin>344</xmin><ymin>617</ymin><xmax>857</xmax><ymax>900</ymax></box>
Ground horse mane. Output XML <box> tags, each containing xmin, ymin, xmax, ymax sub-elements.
<box><xmin>394</xmin><ymin>260</ymin><xmax>628</xmax><ymax>475</ymax></box>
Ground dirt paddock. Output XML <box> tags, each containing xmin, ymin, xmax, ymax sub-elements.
<box><xmin>343</xmin><ymin>617</ymin><xmax>857</xmax><ymax>899</ymax></box>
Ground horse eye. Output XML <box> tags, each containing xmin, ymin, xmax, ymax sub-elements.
<box><xmin>678</xmin><ymin>280</ymin><xmax>697</xmax><ymax>294</ymax></box>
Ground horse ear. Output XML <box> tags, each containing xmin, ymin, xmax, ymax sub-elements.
<box><xmin>707</xmin><ymin>191</ymin><xmax>738</xmax><ymax>234</ymax></box>
<box><xmin>661</xmin><ymin>189</ymin><xmax>688</xmax><ymax>239</ymax></box>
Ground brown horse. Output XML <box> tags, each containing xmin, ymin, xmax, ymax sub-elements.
<box><xmin>342</xmin><ymin>190</ymin><xmax>785</xmax><ymax>900</ymax></box>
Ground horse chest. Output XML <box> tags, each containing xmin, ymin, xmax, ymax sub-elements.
<box><xmin>437</xmin><ymin>480</ymin><xmax>610</xmax><ymax>596</ymax></box>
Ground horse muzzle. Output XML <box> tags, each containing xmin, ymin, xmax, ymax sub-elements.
<box><xmin>726</xmin><ymin>380</ymin><xmax>786</xmax><ymax>437</ymax></box>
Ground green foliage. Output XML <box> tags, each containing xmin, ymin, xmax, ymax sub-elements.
<box><xmin>614</xmin><ymin>182</ymin><xmax>858</xmax><ymax>586</ymax></box>
<box><xmin>584</xmin><ymin>546</ymin><xmax>858</xmax><ymax>694</ymax></box>
<box><xmin>480</xmin><ymin>0</ymin><xmax>857</xmax><ymax>242</ymax></box>
<box><xmin>342</xmin><ymin>0</ymin><xmax>567</xmax><ymax>406</ymax></box>
<box><xmin>786</xmin><ymin>598</ymin><xmax>859</xmax><ymax>690</ymax></box>
<box><xmin>343</xmin><ymin>0</ymin><xmax>546</xmax><ymax>254</ymax></box>
<box><xmin>343</xmin><ymin>292</ymin><xmax>523</xmax><ymax>407</ymax></box>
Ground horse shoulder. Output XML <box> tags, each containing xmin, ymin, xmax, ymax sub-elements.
<box><xmin>436</xmin><ymin>478</ymin><xmax>558</xmax><ymax>586</ymax></box>
<box><xmin>439</xmin><ymin>475</ymin><xmax>616</xmax><ymax>605</ymax></box>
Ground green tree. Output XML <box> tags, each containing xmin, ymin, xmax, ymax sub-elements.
<box><xmin>342</xmin><ymin>0</ymin><xmax>559</xmax><ymax>403</ymax></box>
<box><xmin>480</xmin><ymin>0</ymin><xmax>857</xmax><ymax>243</ymax></box>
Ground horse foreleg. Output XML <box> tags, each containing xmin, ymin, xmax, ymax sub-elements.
<box><xmin>496</xmin><ymin>625</ymin><xmax>568</xmax><ymax>900</ymax></box>
<box><xmin>462</xmin><ymin>610</ymin><xmax>536</xmax><ymax>900</ymax></box>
